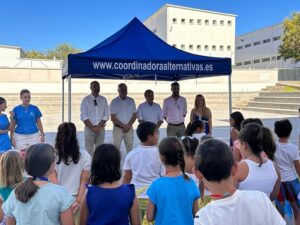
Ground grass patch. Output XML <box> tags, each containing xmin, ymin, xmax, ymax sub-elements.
<box><xmin>282</xmin><ymin>86</ymin><xmax>300</xmax><ymax>92</ymax></box>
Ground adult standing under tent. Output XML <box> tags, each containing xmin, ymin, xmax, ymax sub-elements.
<box><xmin>163</xmin><ymin>82</ymin><xmax>187</xmax><ymax>138</ymax></box>
<box><xmin>110</xmin><ymin>83</ymin><xmax>137</xmax><ymax>153</ymax></box>
<box><xmin>80</xmin><ymin>81</ymin><xmax>109</xmax><ymax>155</ymax></box>
<box><xmin>10</xmin><ymin>89</ymin><xmax>44</xmax><ymax>152</ymax></box>
<box><xmin>137</xmin><ymin>89</ymin><xmax>163</xmax><ymax>128</ymax></box>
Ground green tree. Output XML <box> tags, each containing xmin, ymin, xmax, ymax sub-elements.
<box><xmin>279</xmin><ymin>12</ymin><xmax>300</xmax><ymax>63</ymax></box>
<box><xmin>24</xmin><ymin>50</ymin><xmax>47</xmax><ymax>59</ymax></box>
<box><xmin>46</xmin><ymin>43</ymin><xmax>81</xmax><ymax>60</ymax></box>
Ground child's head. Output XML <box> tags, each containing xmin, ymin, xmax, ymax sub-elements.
<box><xmin>186</xmin><ymin>120</ymin><xmax>205</xmax><ymax>136</ymax></box>
<box><xmin>90</xmin><ymin>144</ymin><xmax>121</xmax><ymax>185</ymax></box>
<box><xmin>0</xmin><ymin>151</ymin><xmax>23</xmax><ymax>188</ymax></box>
<box><xmin>136</xmin><ymin>122</ymin><xmax>158</xmax><ymax>145</ymax></box>
<box><xmin>181</xmin><ymin>136</ymin><xmax>199</xmax><ymax>157</ymax></box>
<box><xmin>159</xmin><ymin>137</ymin><xmax>189</xmax><ymax>179</ymax></box>
<box><xmin>195</xmin><ymin>139</ymin><xmax>235</xmax><ymax>182</ymax></box>
<box><xmin>238</xmin><ymin>123</ymin><xmax>275</xmax><ymax>163</ymax></box>
<box><xmin>15</xmin><ymin>143</ymin><xmax>55</xmax><ymax>203</ymax></box>
<box><xmin>274</xmin><ymin>119</ymin><xmax>292</xmax><ymax>139</ymax></box>
<box><xmin>55</xmin><ymin>122</ymin><xmax>80</xmax><ymax>165</ymax></box>
<box><xmin>230</xmin><ymin>111</ymin><xmax>244</xmax><ymax>131</ymax></box>
<box><xmin>241</xmin><ymin>118</ymin><xmax>263</xmax><ymax>129</ymax></box>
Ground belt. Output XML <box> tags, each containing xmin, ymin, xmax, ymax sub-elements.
<box><xmin>168</xmin><ymin>123</ymin><xmax>184</xmax><ymax>127</ymax></box>
<box><xmin>114</xmin><ymin>124</ymin><xmax>123</xmax><ymax>128</ymax></box>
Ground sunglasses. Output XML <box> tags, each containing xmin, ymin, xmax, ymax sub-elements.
<box><xmin>94</xmin><ymin>99</ymin><xmax>97</xmax><ymax>106</ymax></box>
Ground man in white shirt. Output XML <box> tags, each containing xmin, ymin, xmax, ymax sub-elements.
<box><xmin>80</xmin><ymin>81</ymin><xmax>109</xmax><ymax>155</ymax></box>
<box><xmin>163</xmin><ymin>82</ymin><xmax>187</xmax><ymax>138</ymax></box>
<box><xmin>137</xmin><ymin>89</ymin><xmax>163</xmax><ymax>128</ymax></box>
<box><xmin>194</xmin><ymin>139</ymin><xmax>285</xmax><ymax>225</ymax></box>
<box><xmin>110</xmin><ymin>83</ymin><xmax>137</xmax><ymax>152</ymax></box>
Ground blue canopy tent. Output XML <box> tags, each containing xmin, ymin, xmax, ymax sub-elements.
<box><xmin>62</xmin><ymin>17</ymin><xmax>232</xmax><ymax>121</ymax></box>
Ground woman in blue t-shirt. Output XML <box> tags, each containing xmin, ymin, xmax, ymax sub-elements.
<box><xmin>10</xmin><ymin>89</ymin><xmax>45</xmax><ymax>151</ymax></box>
<box><xmin>0</xmin><ymin>97</ymin><xmax>12</xmax><ymax>153</ymax></box>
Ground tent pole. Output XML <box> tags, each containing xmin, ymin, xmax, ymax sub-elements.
<box><xmin>228</xmin><ymin>75</ymin><xmax>232</xmax><ymax>115</ymax></box>
<box><xmin>68</xmin><ymin>75</ymin><xmax>72</xmax><ymax>122</ymax></box>
<box><xmin>62</xmin><ymin>78</ymin><xmax>64</xmax><ymax>122</ymax></box>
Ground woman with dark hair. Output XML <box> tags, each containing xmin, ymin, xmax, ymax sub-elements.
<box><xmin>0</xmin><ymin>97</ymin><xmax>11</xmax><ymax>153</ymax></box>
<box><xmin>54</xmin><ymin>122</ymin><xmax>91</xmax><ymax>225</ymax></box>
<box><xmin>10</xmin><ymin>89</ymin><xmax>44</xmax><ymax>151</ymax></box>
<box><xmin>190</xmin><ymin>94</ymin><xmax>212</xmax><ymax>136</ymax></box>
<box><xmin>229</xmin><ymin>111</ymin><xmax>244</xmax><ymax>147</ymax></box>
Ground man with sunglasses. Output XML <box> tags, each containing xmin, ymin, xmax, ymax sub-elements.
<box><xmin>80</xmin><ymin>81</ymin><xmax>109</xmax><ymax>155</ymax></box>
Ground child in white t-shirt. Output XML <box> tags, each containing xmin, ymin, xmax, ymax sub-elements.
<box><xmin>53</xmin><ymin>122</ymin><xmax>91</xmax><ymax>225</ymax></box>
<box><xmin>274</xmin><ymin>119</ymin><xmax>300</xmax><ymax>222</ymax></box>
<box><xmin>194</xmin><ymin>138</ymin><xmax>285</xmax><ymax>225</ymax></box>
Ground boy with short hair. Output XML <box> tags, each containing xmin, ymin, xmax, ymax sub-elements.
<box><xmin>194</xmin><ymin>139</ymin><xmax>285</xmax><ymax>225</ymax></box>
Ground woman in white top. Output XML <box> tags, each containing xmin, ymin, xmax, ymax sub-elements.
<box><xmin>233</xmin><ymin>123</ymin><xmax>281</xmax><ymax>200</ymax></box>
<box><xmin>51</xmin><ymin>122</ymin><xmax>91</xmax><ymax>225</ymax></box>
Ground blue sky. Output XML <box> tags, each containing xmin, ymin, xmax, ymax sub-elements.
<box><xmin>0</xmin><ymin>0</ymin><xmax>299</xmax><ymax>51</ymax></box>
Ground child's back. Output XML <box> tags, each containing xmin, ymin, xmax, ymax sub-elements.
<box><xmin>147</xmin><ymin>175</ymin><xmax>199</xmax><ymax>225</ymax></box>
<box><xmin>195</xmin><ymin>190</ymin><xmax>285</xmax><ymax>225</ymax></box>
<box><xmin>86</xmin><ymin>184</ymin><xmax>135</xmax><ymax>225</ymax></box>
<box><xmin>3</xmin><ymin>183</ymin><xmax>73</xmax><ymax>225</ymax></box>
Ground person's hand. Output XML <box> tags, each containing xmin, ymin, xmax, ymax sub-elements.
<box><xmin>71</xmin><ymin>201</ymin><xmax>81</xmax><ymax>213</ymax></box>
<box><xmin>11</xmin><ymin>137</ymin><xmax>16</xmax><ymax>147</ymax></box>
<box><xmin>9</xmin><ymin>111</ymin><xmax>15</xmax><ymax>120</ymax></box>
<box><xmin>123</xmin><ymin>124</ymin><xmax>131</xmax><ymax>133</ymax></box>
<box><xmin>92</xmin><ymin>126</ymin><xmax>100</xmax><ymax>133</ymax></box>
<box><xmin>40</xmin><ymin>135</ymin><xmax>45</xmax><ymax>143</ymax></box>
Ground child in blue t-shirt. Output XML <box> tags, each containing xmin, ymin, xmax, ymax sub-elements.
<box><xmin>146</xmin><ymin>137</ymin><xmax>200</xmax><ymax>225</ymax></box>
<box><xmin>80</xmin><ymin>144</ymin><xmax>140</xmax><ymax>225</ymax></box>
<box><xmin>0</xmin><ymin>97</ymin><xmax>11</xmax><ymax>153</ymax></box>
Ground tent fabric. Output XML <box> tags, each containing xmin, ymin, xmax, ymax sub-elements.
<box><xmin>63</xmin><ymin>17</ymin><xmax>231</xmax><ymax>80</ymax></box>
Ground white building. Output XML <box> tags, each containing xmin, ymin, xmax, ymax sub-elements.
<box><xmin>235</xmin><ymin>23</ymin><xmax>300</xmax><ymax>69</ymax></box>
<box><xmin>144</xmin><ymin>4</ymin><xmax>236</xmax><ymax>64</ymax></box>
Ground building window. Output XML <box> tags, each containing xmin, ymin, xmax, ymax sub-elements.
<box><xmin>236</xmin><ymin>62</ymin><xmax>243</xmax><ymax>66</ymax></box>
<box><xmin>181</xmin><ymin>18</ymin><xmax>185</xmax><ymax>24</ymax></box>
<box><xmin>277</xmin><ymin>56</ymin><xmax>281</xmax><ymax>60</ymax></box>
<box><xmin>172</xmin><ymin>18</ymin><xmax>177</xmax><ymax>24</ymax></box>
<box><xmin>244</xmin><ymin>61</ymin><xmax>251</xmax><ymax>65</ymax></box>
<box><xmin>271</xmin><ymin>56</ymin><xmax>277</xmax><ymax>60</ymax></box>
<box><xmin>228</xmin><ymin>20</ymin><xmax>232</xmax><ymax>26</ymax></box>
<box><xmin>253</xmin><ymin>41</ymin><xmax>260</xmax><ymax>46</ymax></box>
<box><xmin>253</xmin><ymin>59</ymin><xmax>260</xmax><ymax>64</ymax></box>
<box><xmin>263</xmin><ymin>39</ymin><xmax>271</xmax><ymax>44</ymax></box>
<box><xmin>189</xmin><ymin>19</ymin><xmax>194</xmax><ymax>25</ymax></box>
<box><xmin>172</xmin><ymin>44</ymin><xmax>177</xmax><ymax>48</ymax></box>
<box><xmin>227</xmin><ymin>45</ymin><xmax>231</xmax><ymax>51</ymax></box>
<box><xmin>262</xmin><ymin>57</ymin><xmax>270</xmax><ymax>62</ymax></box>
<box><xmin>237</xmin><ymin>46</ymin><xmax>243</xmax><ymax>50</ymax></box>
<box><xmin>197</xmin><ymin>19</ymin><xmax>202</xmax><ymax>25</ymax></box>
<box><xmin>197</xmin><ymin>45</ymin><xmax>201</xmax><ymax>51</ymax></box>
<box><xmin>245</xmin><ymin>43</ymin><xmax>251</xmax><ymax>48</ymax></box>
<box><xmin>181</xmin><ymin>44</ymin><xmax>185</xmax><ymax>50</ymax></box>
<box><xmin>189</xmin><ymin>45</ymin><xmax>193</xmax><ymax>50</ymax></box>
<box><xmin>205</xmin><ymin>45</ymin><xmax>209</xmax><ymax>51</ymax></box>
<box><xmin>212</xmin><ymin>45</ymin><xmax>216</xmax><ymax>51</ymax></box>
<box><xmin>212</xmin><ymin>20</ymin><xmax>217</xmax><ymax>26</ymax></box>
<box><xmin>220</xmin><ymin>45</ymin><xmax>224</xmax><ymax>51</ymax></box>
<box><xmin>205</xmin><ymin>20</ymin><xmax>209</xmax><ymax>25</ymax></box>
<box><xmin>220</xmin><ymin>20</ymin><xmax>224</xmax><ymax>26</ymax></box>
<box><xmin>273</xmin><ymin>36</ymin><xmax>281</xmax><ymax>41</ymax></box>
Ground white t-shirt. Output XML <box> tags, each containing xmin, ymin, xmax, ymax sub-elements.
<box><xmin>123</xmin><ymin>145</ymin><xmax>165</xmax><ymax>198</ymax></box>
<box><xmin>192</xmin><ymin>133</ymin><xmax>206</xmax><ymax>141</ymax></box>
<box><xmin>110</xmin><ymin>96</ymin><xmax>136</xmax><ymax>124</ymax></box>
<box><xmin>194</xmin><ymin>190</ymin><xmax>285</xmax><ymax>225</ymax></box>
<box><xmin>55</xmin><ymin>150</ymin><xmax>91</xmax><ymax>195</ymax></box>
<box><xmin>274</xmin><ymin>141</ymin><xmax>299</xmax><ymax>182</ymax></box>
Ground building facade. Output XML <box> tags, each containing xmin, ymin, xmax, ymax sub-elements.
<box><xmin>235</xmin><ymin>23</ymin><xmax>300</xmax><ymax>69</ymax></box>
<box><xmin>144</xmin><ymin>4</ymin><xmax>236</xmax><ymax>64</ymax></box>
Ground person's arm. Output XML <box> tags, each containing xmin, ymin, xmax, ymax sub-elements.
<box><xmin>49</xmin><ymin>169</ymin><xmax>58</xmax><ymax>184</ymax></box>
<box><xmin>72</xmin><ymin>170</ymin><xmax>90</xmax><ymax>213</ymax></box>
<box><xmin>0</xmin><ymin>196</ymin><xmax>3</xmax><ymax>222</ymax></box>
<box><xmin>122</xmin><ymin>170</ymin><xmax>133</xmax><ymax>184</ymax></box>
<box><xmin>6</xmin><ymin>217</ymin><xmax>16</xmax><ymax>225</ymax></box>
<box><xmin>199</xmin><ymin>180</ymin><xmax>205</xmax><ymax>202</ymax></box>
<box><xmin>156</xmin><ymin>120</ymin><xmax>163</xmax><ymax>128</ymax></box>
<box><xmin>36</xmin><ymin>118</ymin><xmax>45</xmax><ymax>142</ymax></box>
<box><xmin>162</xmin><ymin>99</ymin><xmax>167</xmax><ymax>121</ymax></box>
<box><xmin>111</xmin><ymin>114</ymin><xmax>126</xmax><ymax>128</ymax></box>
<box><xmin>129</xmin><ymin>197</ymin><xmax>141</xmax><ymax>225</ymax></box>
<box><xmin>126</xmin><ymin>100</ymin><xmax>137</xmax><ymax>128</ymax></box>
<box><xmin>146</xmin><ymin>200</ymin><xmax>156</xmax><ymax>222</ymax></box>
<box><xmin>100</xmin><ymin>98</ymin><xmax>109</xmax><ymax>127</ymax></box>
<box><xmin>192</xmin><ymin>199</ymin><xmax>199</xmax><ymax>217</ymax></box>
<box><xmin>232</xmin><ymin>162</ymin><xmax>248</xmax><ymax>187</ymax></box>
<box><xmin>127</xmin><ymin>113</ymin><xmax>137</xmax><ymax>127</ymax></box>
<box><xmin>183</xmin><ymin>98</ymin><xmax>187</xmax><ymax>118</ymax></box>
<box><xmin>190</xmin><ymin>109</ymin><xmax>195</xmax><ymax>123</ymax></box>
<box><xmin>270</xmin><ymin>164</ymin><xmax>281</xmax><ymax>201</ymax></box>
<box><xmin>79</xmin><ymin>191</ymin><xmax>88</xmax><ymax>225</ymax></box>
<box><xmin>206</xmin><ymin>108</ymin><xmax>212</xmax><ymax>136</ymax></box>
<box><xmin>60</xmin><ymin>207</ymin><xmax>74</xmax><ymax>225</ymax></box>
<box><xmin>0</xmin><ymin>129</ymin><xmax>8</xmax><ymax>134</ymax></box>
<box><xmin>294</xmin><ymin>160</ymin><xmax>300</xmax><ymax>178</ymax></box>
<box><xmin>9</xmin><ymin>113</ymin><xmax>16</xmax><ymax>147</ymax></box>
<box><xmin>230</xmin><ymin>128</ymin><xmax>239</xmax><ymax>142</ymax></box>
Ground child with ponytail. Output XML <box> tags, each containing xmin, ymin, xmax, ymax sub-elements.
<box><xmin>2</xmin><ymin>143</ymin><xmax>74</xmax><ymax>225</ymax></box>
<box><xmin>146</xmin><ymin>137</ymin><xmax>200</xmax><ymax>225</ymax></box>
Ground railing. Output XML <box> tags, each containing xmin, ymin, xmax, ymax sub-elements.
<box><xmin>278</xmin><ymin>68</ymin><xmax>300</xmax><ymax>81</ymax></box>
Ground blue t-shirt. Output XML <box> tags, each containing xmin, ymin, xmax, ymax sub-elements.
<box><xmin>0</xmin><ymin>114</ymin><xmax>11</xmax><ymax>151</ymax></box>
<box><xmin>13</xmin><ymin>105</ymin><xmax>42</xmax><ymax>135</ymax></box>
<box><xmin>3</xmin><ymin>183</ymin><xmax>74</xmax><ymax>225</ymax></box>
<box><xmin>147</xmin><ymin>175</ymin><xmax>200</xmax><ymax>225</ymax></box>
<box><xmin>86</xmin><ymin>184</ymin><xmax>135</xmax><ymax>225</ymax></box>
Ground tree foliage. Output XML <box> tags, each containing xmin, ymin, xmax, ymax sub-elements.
<box><xmin>24</xmin><ymin>43</ymin><xmax>82</xmax><ymax>60</ymax></box>
<box><xmin>279</xmin><ymin>12</ymin><xmax>300</xmax><ymax>63</ymax></box>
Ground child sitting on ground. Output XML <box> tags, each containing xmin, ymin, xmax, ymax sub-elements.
<box><xmin>3</xmin><ymin>143</ymin><xmax>74</xmax><ymax>225</ymax></box>
<box><xmin>186</xmin><ymin>120</ymin><xmax>206</xmax><ymax>141</ymax></box>
<box><xmin>80</xmin><ymin>144</ymin><xmax>140</xmax><ymax>225</ymax></box>
<box><xmin>146</xmin><ymin>137</ymin><xmax>199</xmax><ymax>225</ymax></box>
<box><xmin>274</xmin><ymin>119</ymin><xmax>300</xmax><ymax>222</ymax></box>
<box><xmin>194</xmin><ymin>138</ymin><xmax>285</xmax><ymax>225</ymax></box>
